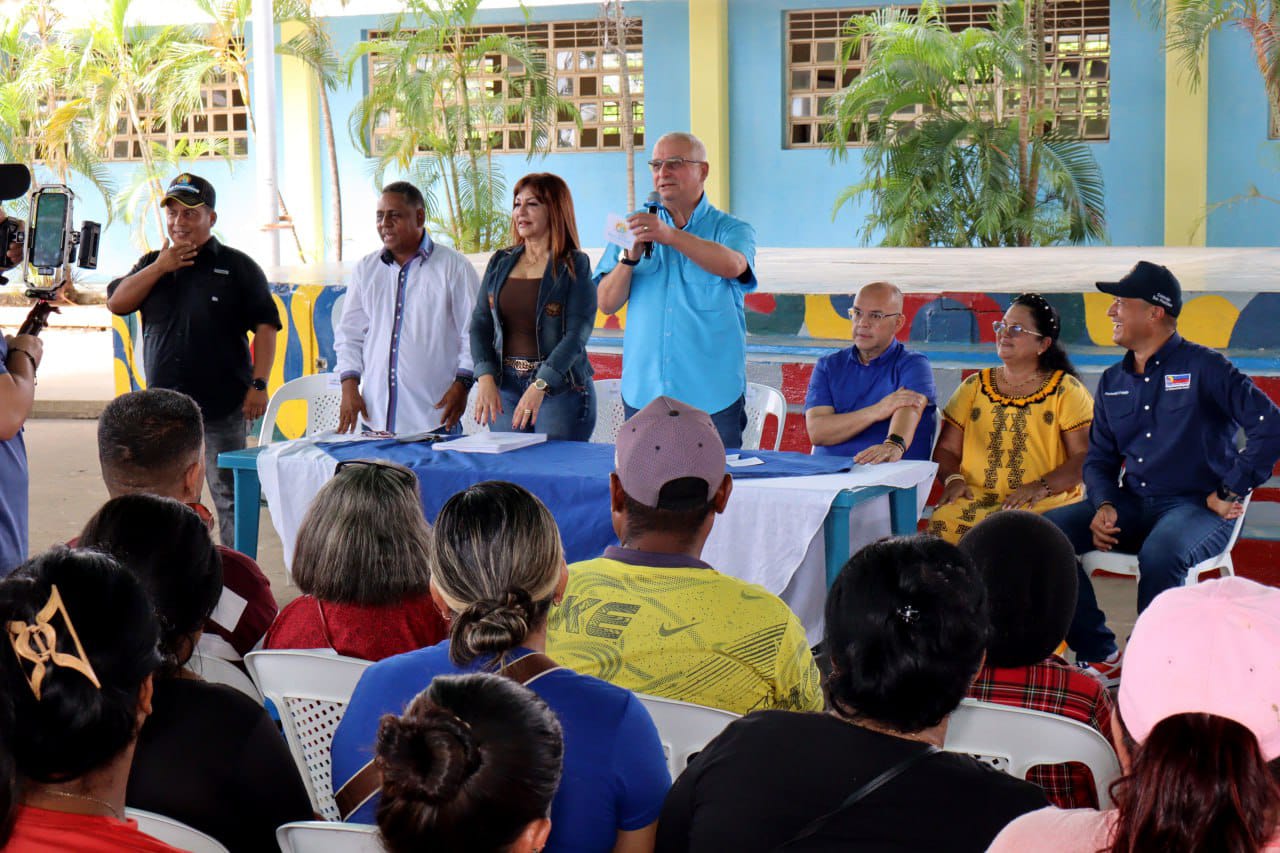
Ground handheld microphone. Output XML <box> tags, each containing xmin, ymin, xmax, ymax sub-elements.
<box><xmin>644</xmin><ymin>191</ymin><xmax>661</xmax><ymax>258</ymax></box>
<box><xmin>0</xmin><ymin>164</ymin><xmax>31</xmax><ymax>202</ymax></box>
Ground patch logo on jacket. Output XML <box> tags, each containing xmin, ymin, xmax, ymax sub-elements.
<box><xmin>1165</xmin><ymin>373</ymin><xmax>1191</xmax><ymax>391</ymax></box>
<box><xmin>545</xmin><ymin>301</ymin><xmax>563</xmax><ymax>317</ymax></box>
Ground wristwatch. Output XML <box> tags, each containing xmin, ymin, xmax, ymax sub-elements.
<box><xmin>533</xmin><ymin>378</ymin><xmax>549</xmax><ymax>392</ymax></box>
<box><xmin>250</xmin><ymin>378</ymin><xmax>267</xmax><ymax>392</ymax></box>
<box><xmin>1216</xmin><ymin>484</ymin><xmax>1243</xmax><ymax>503</ymax></box>
<box><xmin>619</xmin><ymin>256</ymin><xmax>640</xmax><ymax>267</ymax></box>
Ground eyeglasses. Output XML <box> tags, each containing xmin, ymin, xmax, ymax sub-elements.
<box><xmin>848</xmin><ymin>307</ymin><xmax>902</xmax><ymax>323</ymax></box>
<box><xmin>992</xmin><ymin>320</ymin><xmax>1045</xmax><ymax>339</ymax></box>
<box><xmin>647</xmin><ymin>157</ymin><xmax>706</xmax><ymax>172</ymax></box>
<box><xmin>334</xmin><ymin>459</ymin><xmax>418</xmax><ymax>488</ymax></box>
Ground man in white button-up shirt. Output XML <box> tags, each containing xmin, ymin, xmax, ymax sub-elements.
<box><xmin>334</xmin><ymin>182</ymin><xmax>480</xmax><ymax>434</ymax></box>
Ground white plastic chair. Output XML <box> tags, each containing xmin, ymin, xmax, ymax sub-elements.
<box><xmin>276</xmin><ymin>821</ymin><xmax>383</xmax><ymax>853</ymax></box>
<box><xmin>743</xmin><ymin>382</ymin><xmax>787</xmax><ymax>451</ymax></box>
<box><xmin>589</xmin><ymin>378</ymin><xmax>627</xmax><ymax>444</ymax></box>
<box><xmin>258</xmin><ymin>374</ymin><xmax>342</xmax><ymax>446</ymax></box>
<box><xmin>1082</xmin><ymin>493</ymin><xmax>1250</xmax><ymax>586</ymax></box>
<box><xmin>635</xmin><ymin>693</ymin><xmax>740</xmax><ymax>779</ymax></box>
<box><xmin>244</xmin><ymin>650</ymin><xmax>372</xmax><ymax>821</ymax></box>
<box><xmin>185</xmin><ymin>651</ymin><xmax>263</xmax><ymax>705</ymax></box>
<box><xmin>126</xmin><ymin>809</ymin><xmax>229</xmax><ymax>853</ymax></box>
<box><xmin>945</xmin><ymin>698</ymin><xmax>1122</xmax><ymax>808</ymax></box>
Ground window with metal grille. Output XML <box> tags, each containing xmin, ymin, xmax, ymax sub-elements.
<box><xmin>365</xmin><ymin>18</ymin><xmax>644</xmax><ymax>154</ymax></box>
<box><xmin>785</xmin><ymin>0</ymin><xmax>1110</xmax><ymax>148</ymax></box>
<box><xmin>108</xmin><ymin>58</ymin><xmax>249</xmax><ymax>161</ymax></box>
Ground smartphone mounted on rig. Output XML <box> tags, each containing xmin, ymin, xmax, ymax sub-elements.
<box><xmin>0</xmin><ymin>163</ymin><xmax>101</xmax><ymax>304</ymax></box>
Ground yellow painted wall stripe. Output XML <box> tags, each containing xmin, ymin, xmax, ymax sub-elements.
<box><xmin>1163</xmin><ymin>22</ymin><xmax>1208</xmax><ymax>247</ymax></box>
<box><xmin>688</xmin><ymin>0</ymin><xmax>730</xmax><ymax>209</ymax></box>
<box><xmin>280</xmin><ymin>20</ymin><xmax>325</xmax><ymax>262</ymax></box>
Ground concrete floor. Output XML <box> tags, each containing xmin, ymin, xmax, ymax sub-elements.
<box><xmin>24</xmin><ymin>421</ymin><xmax>1136</xmax><ymax>640</ymax></box>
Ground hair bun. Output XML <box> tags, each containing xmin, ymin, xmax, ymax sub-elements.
<box><xmin>454</xmin><ymin>588</ymin><xmax>535</xmax><ymax>657</ymax></box>
<box><xmin>377</xmin><ymin>707</ymin><xmax>481</xmax><ymax>805</ymax></box>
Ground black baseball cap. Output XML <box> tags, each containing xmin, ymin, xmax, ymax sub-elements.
<box><xmin>1096</xmin><ymin>260</ymin><xmax>1182</xmax><ymax>317</ymax></box>
<box><xmin>162</xmin><ymin>173</ymin><xmax>216</xmax><ymax>210</ymax></box>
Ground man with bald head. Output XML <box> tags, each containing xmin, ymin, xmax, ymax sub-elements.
<box><xmin>804</xmin><ymin>282</ymin><xmax>936</xmax><ymax>462</ymax></box>
<box><xmin>596</xmin><ymin>131</ymin><xmax>757</xmax><ymax>448</ymax></box>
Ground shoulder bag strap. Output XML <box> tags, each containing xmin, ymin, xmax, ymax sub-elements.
<box><xmin>774</xmin><ymin>745</ymin><xmax>940</xmax><ymax>851</ymax></box>
<box><xmin>334</xmin><ymin>651</ymin><xmax>562</xmax><ymax>820</ymax></box>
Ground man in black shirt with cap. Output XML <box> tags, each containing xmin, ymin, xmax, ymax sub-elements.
<box><xmin>1043</xmin><ymin>260</ymin><xmax>1280</xmax><ymax>687</ymax></box>
<box><xmin>107</xmin><ymin>174</ymin><xmax>281</xmax><ymax>547</ymax></box>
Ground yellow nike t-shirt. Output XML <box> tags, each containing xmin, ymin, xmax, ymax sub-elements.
<box><xmin>546</xmin><ymin>552</ymin><xmax>824</xmax><ymax>715</ymax></box>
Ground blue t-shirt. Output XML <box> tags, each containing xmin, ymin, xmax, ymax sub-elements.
<box><xmin>804</xmin><ymin>339</ymin><xmax>937</xmax><ymax>460</ymax></box>
<box><xmin>593</xmin><ymin>194</ymin><xmax>757</xmax><ymax>414</ymax></box>
<box><xmin>0</xmin><ymin>336</ymin><xmax>28</xmax><ymax>576</ymax></box>
<box><xmin>331</xmin><ymin>642</ymin><xmax>670</xmax><ymax>852</ymax></box>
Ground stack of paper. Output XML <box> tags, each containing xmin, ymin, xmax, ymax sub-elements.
<box><xmin>432</xmin><ymin>432</ymin><xmax>549</xmax><ymax>454</ymax></box>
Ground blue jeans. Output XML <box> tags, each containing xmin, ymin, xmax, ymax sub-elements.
<box><xmin>1043</xmin><ymin>493</ymin><xmax>1235</xmax><ymax>662</ymax></box>
<box><xmin>202</xmin><ymin>408</ymin><xmax>248</xmax><ymax>547</ymax></box>
<box><xmin>624</xmin><ymin>394</ymin><xmax>747</xmax><ymax>449</ymax></box>
<box><xmin>490</xmin><ymin>366</ymin><xmax>597</xmax><ymax>442</ymax></box>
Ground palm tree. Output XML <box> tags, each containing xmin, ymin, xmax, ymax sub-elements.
<box><xmin>827</xmin><ymin>0</ymin><xmax>1107</xmax><ymax>247</ymax></box>
<box><xmin>0</xmin><ymin>2</ymin><xmax>116</xmax><ymax>301</ymax></box>
<box><xmin>169</xmin><ymin>0</ymin><xmax>308</xmax><ymax>261</ymax></box>
<box><xmin>350</xmin><ymin>0</ymin><xmax>574</xmax><ymax>252</ymax></box>
<box><xmin>276</xmin><ymin>0</ymin><xmax>345</xmax><ymax>260</ymax></box>
<box><xmin>71</xmin><ymin>0</ymin><xmax>218</xmax><ymax>245</ymax></box>
<box><xmin>1148</xmin><ymin>0</ymin><xmax>1278</xmax><ymax>112</ymax></box>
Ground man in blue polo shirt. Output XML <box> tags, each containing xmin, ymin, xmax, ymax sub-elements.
<box><xmin>804</xmin><ymin>281</ymin><xmax>935</xmax><ymax>462</ymax></box>
<box><xmin>595</xmin><ymin>131</ymin><xmax>756</xmax><ymax>448</ymax></box>
<box><xmin>1044</xmin><ymin>261</ymin><xmax>1280</xmax><ymax>686</ymax></box>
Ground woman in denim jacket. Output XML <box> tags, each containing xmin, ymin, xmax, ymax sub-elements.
<box><xmin>471</xmin><ymin>173</ymin><xmax>597</xmax><ymax>441</ymax></box>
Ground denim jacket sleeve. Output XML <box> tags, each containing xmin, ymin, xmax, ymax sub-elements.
<box><xmin>536</xmin><ymin>251</ymin><xmax>597</xmax><ymax>391</ymax></box>
<box><xmin>469</xmin><ymin>251</ymin><xmax>505</xmax><ymax>380</ymax></box>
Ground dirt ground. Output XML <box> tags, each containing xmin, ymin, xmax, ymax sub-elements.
<box><xmin>25</xmin><ymin>418</ymin><xmax>300</xmax><ymax>608</ymax></box>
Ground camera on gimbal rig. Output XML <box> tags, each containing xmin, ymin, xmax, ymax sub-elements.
<box><xmin>1</xmin><ymin>163</ymin><xmax>101</xmax><ymax>302</ymax></box>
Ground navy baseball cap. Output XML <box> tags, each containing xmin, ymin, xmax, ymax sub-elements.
<box><xmin>1096</xmin><ymin>261</ymin><xmax>1182</xmax><ymax>317</ymax></box>
<box><xmin>163</xmin><ymin>173</ymin><xmax>216</xmax><ymax>210</ymax></box>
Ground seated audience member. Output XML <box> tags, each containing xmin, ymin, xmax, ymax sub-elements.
<box><xmin>331</xmin><ymin>481</ymin><xmax>670</xmax><ymax>851</ymax></box>
<box><xmin>958</xmin><ymin>510</ymin><xmax>1115</xmax><ymax>808</ymax></box>
<box><xmin>990</xmin><ymin>577</ymin><xmax>1280</xmax><ymax>852</ymax></box>
<box><xmin>0</xmin><ymin>548</ymin><xmax>178</xmax><ymax>851</ymax></box>
<box><xmin>374</xmin><ymin>673</ymin><xmax>564</xmax><ymax>853</ymax></box>
<box><xmin>1044</xmin><ymin>262</ymin><xmax>1280</xmax><ymax>687</ymax></box>
<box><xmin>656</xmin><ymin>536</ymin><xmax>1048</xmax><ymax>853</ymax></box>
<box><xmin>804</xmin><ymin>281</ymin><xmax>936</xmax><ymax>462</ymax></box>
<box><xmin>929</xmin><ymin>293</ymin><xmax>1092</xmax><ymax>543</ymax></box>
<box><xmin>96</xmin><ymin>388</ymin><xmax>275</xmax><ymax>660</ymax></box>
<box><xmin>264</xmin><ymin>460</ymin><xmax>446</xmax><ymax>661</ymax></box>
<box><xmin>79</xmin><ymin>495</ymin><xmax>313</xmax><ymax>852</ymax></box>
<box><xmin>547</xmin><ymin>396</ymin><xmax>823</xmax><ymax>715</ymax></box>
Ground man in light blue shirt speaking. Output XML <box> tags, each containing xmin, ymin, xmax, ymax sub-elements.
<box><xmin>595</xmin><ymin>131</ymin><xmax>757</xmax><ymax>448</ymax></box>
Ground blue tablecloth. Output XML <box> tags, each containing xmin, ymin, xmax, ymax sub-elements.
<box><xmin>319</xmin><ymin>439</ymin><xmax>852</xmax><ymax>563</ymax></box>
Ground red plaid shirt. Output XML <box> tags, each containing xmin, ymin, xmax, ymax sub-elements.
<box><xmin>967</xmin><ymin>655</ymin><xmax>1116</xmax><ymax>809</ymax></box>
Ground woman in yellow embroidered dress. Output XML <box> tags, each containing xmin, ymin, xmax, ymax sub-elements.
<box><xmin>929</xmin><ymin>293</ymin><xmax>1094</xmax><ymax>543</ymax></box>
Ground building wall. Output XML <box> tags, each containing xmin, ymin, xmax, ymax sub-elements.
<box><xmin>39</xmin><ymin>0</ymin><xmax>1280</xmax><ymax>287</ymax></box>
<box><xmin>1206</xmin><ymin>25</ymin><xmax>1280</xmax><ymax>247</ymax></box>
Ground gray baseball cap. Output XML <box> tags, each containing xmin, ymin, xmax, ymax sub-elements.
<box><xmin>614</xmin><ymin>396</ymin><xmax>726</xmax><ymax>508</ymax></box>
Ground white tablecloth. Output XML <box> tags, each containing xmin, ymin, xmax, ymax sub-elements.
<box><xmin>259</xmin><ymin>436</ymin><xmax>935</xmax><ymax>643</ymax></box>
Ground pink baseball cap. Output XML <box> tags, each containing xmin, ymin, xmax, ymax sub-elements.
<box><xmin>1118</xmin><ymin>577</ymin><xmax>1280</xmax><ymax>760</ymax></box>
<box><xmin>614</xmin><ymin>396</ymin><xmax>725</xmax><ymax>508</ymax></box>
